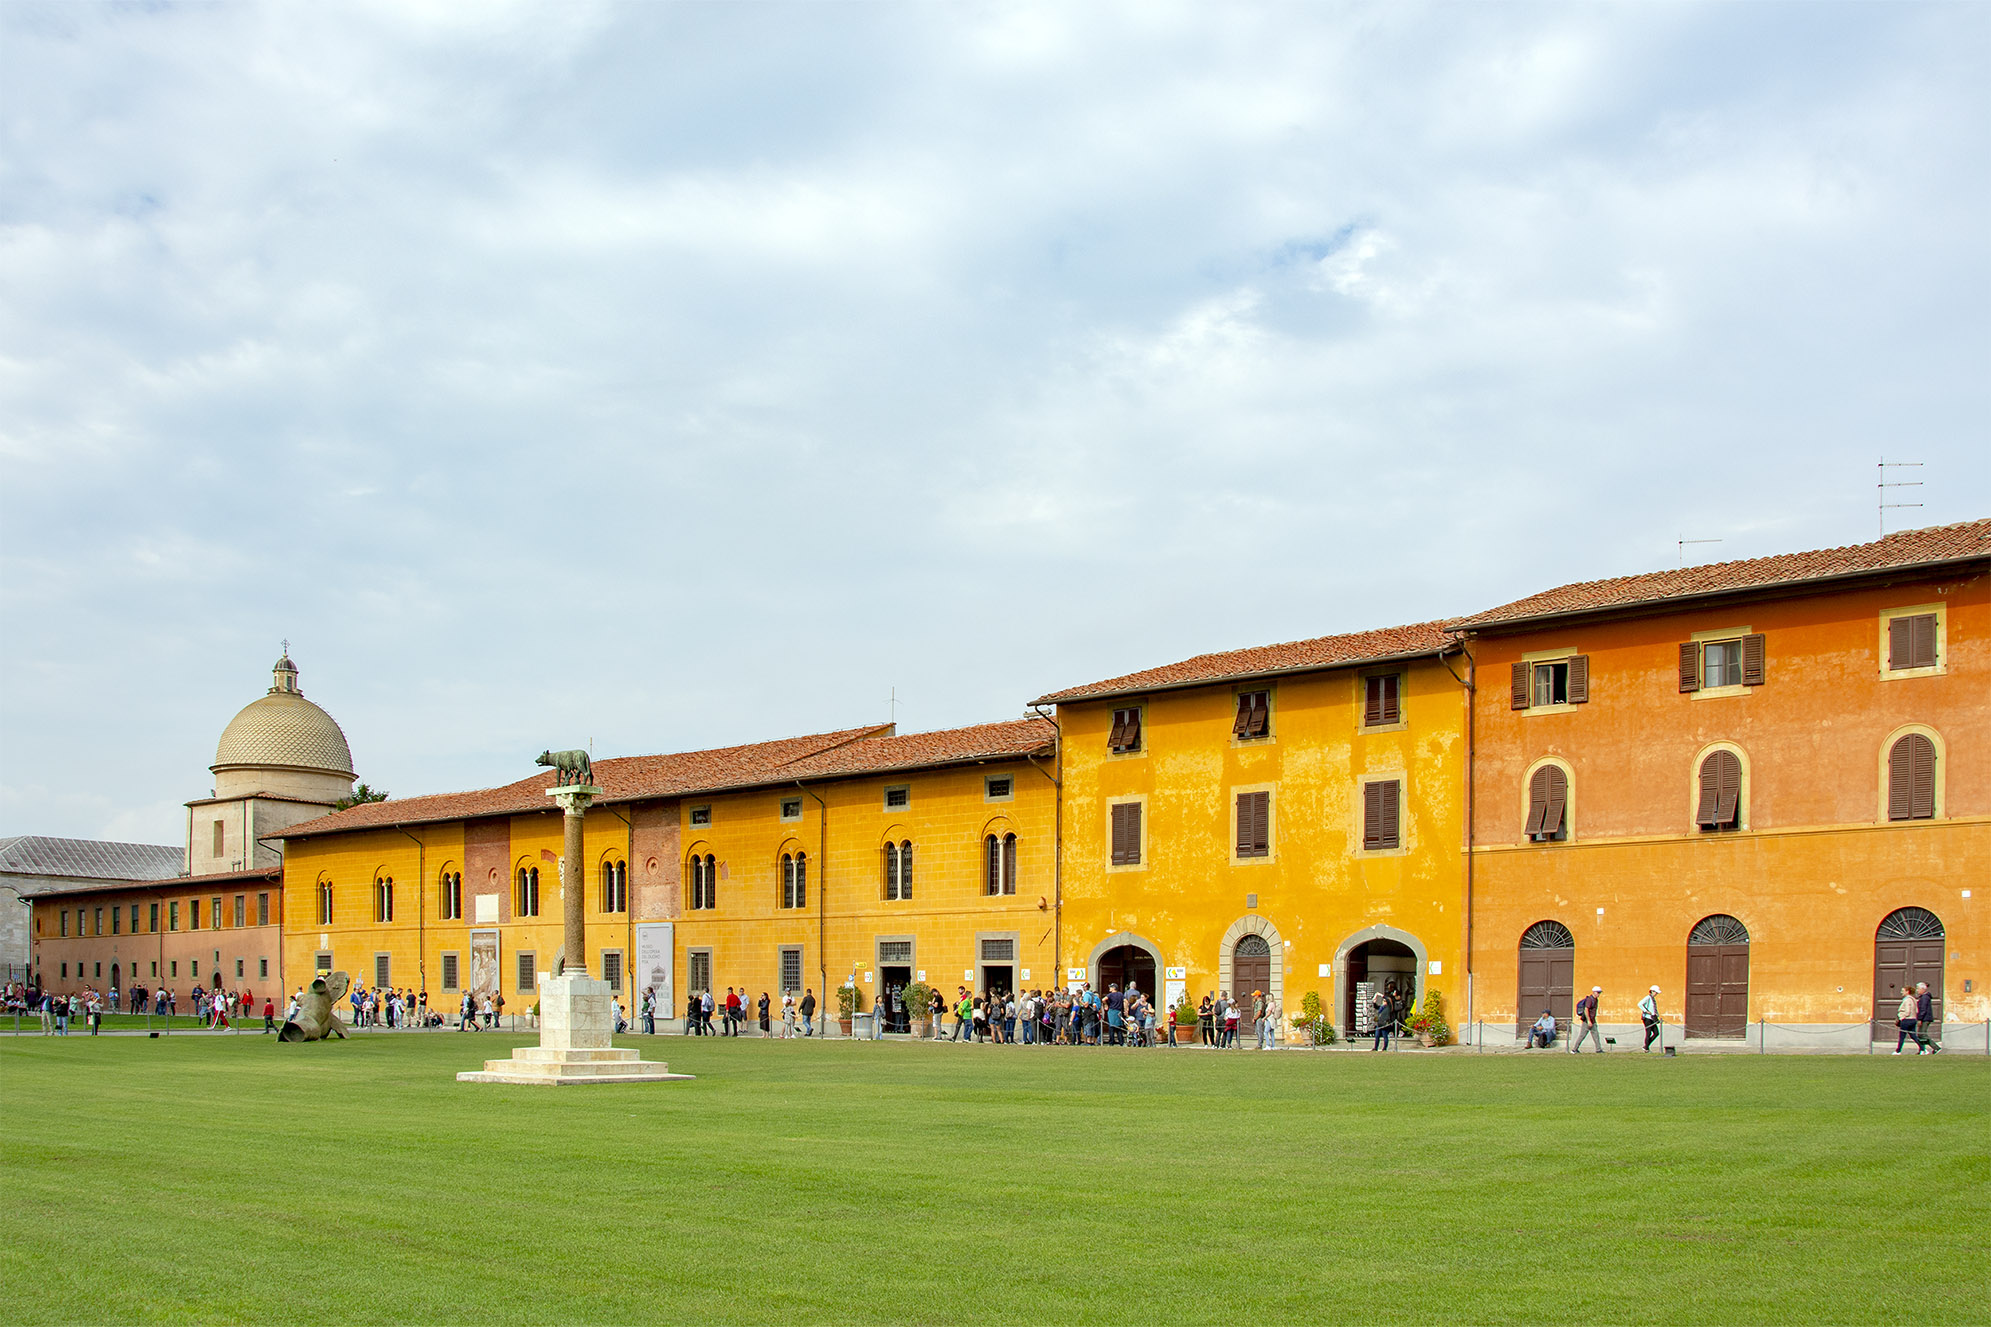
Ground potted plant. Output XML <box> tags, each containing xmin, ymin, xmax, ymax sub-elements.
<box><xmin>836</xmin><ymin>982</ymin><xmax>859</xmax><ymax>1037</ymax></box>
<box><xmin>903</xmin><ymin>981</ymin><xmax>934</xmax><ymax>1038</ymax></box>
<box><xmin>1172</xmin><ymin>994</ymin><xmax>1198</xmax><ymax>1045</ymax></box>
<box><xmin>1410</xmin><ymin>990</ymin><xmax>1451</xmax><ymax>1047</ymax></box>
<box><xmin>1297</xmin><ymin>990</ymin><xmax>1338</xmax><ymax>1048</ymax></box>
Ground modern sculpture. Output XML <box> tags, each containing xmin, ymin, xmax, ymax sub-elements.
<box><xmin>278</xmin><ymin>971</ymin><xmax>350</xmax><ymax>1042</ymax></box>
<box><xmin>458</xmin><ymin>753</ymin><xmax>688</xmax><ymax>1085</ymax></box>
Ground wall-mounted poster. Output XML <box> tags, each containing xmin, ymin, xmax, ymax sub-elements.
<box><xmin>469</xmin><ymin>930</ymin><xmax>500</xmax><ymax>1000</ymax></box>
<box><xmin>634</xmin><ymin>923</ymin><xmax>674</xmax><ymax>1014</ymax></box>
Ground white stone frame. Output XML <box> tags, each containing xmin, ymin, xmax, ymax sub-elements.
<box><xmin>1331</xmin><ymin>923</ymin><xmax>1428</xmax><ymax>1035</ymax></box>
<box><xmin>1217</xmin><ymin>914</ymin><xmax>1285</xmax><ymax>1015</ymax></box>
<box><xmin>1085</xmin><ymin>931</ymin><xmax>1164</xmax><ymax>999</ymax></box>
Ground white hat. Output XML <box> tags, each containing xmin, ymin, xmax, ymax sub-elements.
<box><xmin>1649</xmin><ymin>985</ymin><xmax>1661</xmax><ymax>992</ymax></box>
<box><xmin>1592</xmin><ymin>985</ymin><xmax>1603</xmax><ymax>992</ymax></box>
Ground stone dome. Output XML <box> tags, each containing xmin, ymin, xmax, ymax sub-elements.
<box><xmin>211</xmin><ymin>658</ymin><xmax>355</xmax><ymax>778</ymax></box>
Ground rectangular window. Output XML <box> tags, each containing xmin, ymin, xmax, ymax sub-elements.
<box><xmin>1533</xmin><ymin>662</ymin><xmax>1568</xmax><ymax>707</ymax></box>
<box><xmin>441</xmin><ymin>953</ymin><xmax>460</xmax><ymax>991</ymax></box>
<box><xmin>315</xmin><ymin>952</ymin><xmax>332</xmax><ymax>974</ymax></box>
<box><xmin>780</xmin><ymin>796</ymin><xmax>803</xmax><ymax>822</ymax></box>
<box><xmin>317</xmin><ymin>884</ymin><xmax>333</xmax><ymax>926</ymax></box>
<box><xmin>235</xmin><ymin>958</ymin><xmax>244</xmax><ymax>979</ymax></box>
<box><xmin>94</xmin><ymin>907</ymin><xmax>103</xmax><ymax>936</ymax></box>
<box><xmin>1888</xmin><ymin>612</ymin><xmax>1939</xmax><ymax>671</ymax></box>
<box><xmin>211</xmin><ymin>897</ymin><xmax>222</xmax><ymax>930</ymax></box>
<box><xmin>212</xmin><ymin>819</ymin><xmax>225</xmax><ymax>857</ymax></box>
<box><xmin>149</xmin><ymin>903</ymin><xmax>159</xmax><ymax>933</ymax></box>
<box><xmin>60</xmin><ymin>963</ymin><xmax>67</xmax><ymax>979</ymax></box>
<box><xmin>233</xmin><ymin>895</ymin><xmax>246</xmax><ymax>928</ymax></box>
<box><xmin>257</xmin><ymin>893</ymin><xmax>269</xmax><ymax>926</ymax></box>
<box><xmin>980</xmin><ymin>937</ymin><xmax>1015</xmax><ymax>963</ymax></box>
<box><xmin>689</xmin><ymin>805</ymin><xmax>712</xmax><ymax>827</ymax></box>
<box><xmin>171</xmin><ymin>961</ymin><xmax>178</xmax><ymax>978</ymax></box>
<box><xmin>1363</xmin><ymin>673</ymin><xmax>1402</xmax><ymax>726</ymax></box>
<box><xmin>258</xmin><ymin>958</ymin><xmax>268</xmax><ymax>979</ymax></box>
<box><xmin>779</xmin><ymin>947</ymin><xmax>803</xmax><ymax>995</ymax></box>
<box><xmin>600</xmin><ymin>862</ymin><xmax>627</xmax><ymax>914</ymax></box>
<box><xmin>374</xmin><ymin>954</ymin><xmax>390</xmax><ymax>988</ymax></box>
<box><xmin>1235</xmin><ymin>791</ymin><xmax>1270</xmax><ymax>859</ymax></box>
<box><xmin>150</xmin><ymin>962</ymin><xmax>156</xmax><ymax>978</ymax></box>
<box><xmin>95</xmin><ymin>962</ymin><xmax>102</xmax><ymax>980</ymax></box>
<box><xmin>1110</xmin><ymin>802</ymin><xmax>1142</xmax><ymax>866</ymax></box>
<box><xmin>190</xmin><ymin>960</ymin><xmax>197</xmax><ymax>978</ymax></box>
<box><xmin>985</xmin><ymin>775</ymin><xmax>1013</xmax><ymax>801</ymax></box>
<box><xmin>111</xmin><ymin>907</ymin><xmax>121</xmax><ymax>935</ymax></box>
<box><xmin>1232</xmin><ymin>690</ymin><xmax>1271</xmax><ymax>739</ymax></box>
<box><xmin>517</xmin><ymin>953</ymin><xmax>536</xmax><ymax>991</ymax></box>
<box><xmin>374</xmin><ymin>881</ymin><xmax>393</xmax><ymax>923</ymax></box>
<box><xmin>1107</xmin><ymin>707</ymin><xmax>1143</xmax><ymax>753</ymax></box>
<box><xmin>1703</xmin><ymin>639</ymin><xmax>1742</xmax><ymax>689</ymax></box>
<box><xmin>688</xmin><ymin>856</ymin><xmax>715</xmax><ymax>911</ymax></box>
<box><xmin>130</xmin><ymin>904</ymin><xmax>140</xmax><ymax>932</ymax></box>
<box><xmin>1511</xmin><ymin>656</ymin><xmax>1590</xmax><ymax>709</ymax></box>
<box><xmin>170</xmin><ymin>901</ymin><xmax>180</xmax><ymax>931</ymax></box>
<box><xmin>1679</xmin><ymin>635</ymin><xmax>1764</xmax><ymax>692</ymax></box>
<box><xmin>984</xmin><ymin>834</ymin><xmax>1016</xmax><ymax>896</ymax></box>
<box><xmin>688</xmin><ymin>950</ymin><xmax>712</xmax><ymax>998</ymax></box>
<box><xmin>601</xmin><ymin>951</ymin><xmax>623</xmax><ymax>993</ymax></box>
<box><xmin>878</xmin><ymin>939</ymin><xmax>913</xmax><ymax>964</ymax></box>
<box><xmin>1362</xmin><ymin>780</ymin><xmax>1402</xmax><ymax>851</ymax></box>
<box><xmin>59</xmin><ymin>910</ymin><xmax>67</xmax><ymax>937</ymax></box>
<box><xmin>883</xmin><ymin>785</ymin><xmax>911</xmax><ymax>810</ymax></box>
<box><xmin>782</xmin><ymin>854</ymin><xmax>807</xmax><ymax>909</ymax></box>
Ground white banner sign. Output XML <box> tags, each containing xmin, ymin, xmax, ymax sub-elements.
<box><xmin>634</xmin><ymin>923</ymin><xmax>674</xmax><ymax>1013</ymax></box>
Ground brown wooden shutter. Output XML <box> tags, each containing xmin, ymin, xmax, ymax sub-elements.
<box><xmin>1364</xmin><ymin>677</ymin><xmax>1383</xmax><ymax>726</ymax></box>
<box><xmin>1236</xmin><ymin>791</ymin><xmax>1269</xmax><ymax>856</ymax></box>
<box><xmin>1107</xmin><ymin>712</ymin><xmax>1126</xmax><ymax>749</ymax></box>
<box><xmin>1233</xmin><ymin>694</ymin><xmax>1253</xmax><ymax>737</ymax></box>
<box><xmin>1566</xmin><ymin>655</ymin><xmax>1589</xmax><ymax>704</ymax></box>
<box><xmin>1111</xmin><ymin>803</ymin><xmax>1141</xmax><ymax>865</ymax></box>
<box><xmin>1542</xmin><ymin>766</ymin><xmax>1568</xmax><ymax>837</ymax></box>
<box><xmin>1250</xmin><ymin>692</ymin><xmax>1270</xmax><ymax>737</ymax></box>
<box><xmin>1380</xmin><ymin>673</ymin><xmax>1400</xmax><ymax>723</ymax></box>
<box><xmin>1912</xmin><ymin>614</ymin><xmax>1937</xmax><ymax>668</ymax></box>
<box><xmin>1511</xmin><ymin>661</ymin><xmax>1531</xmax><ymax>709</ymax></box>
<box><xmin>1235</xmin><ymin>792</ymin><xmax>1252</xmax><ymax>856</ymax></box>
<box><xmin>1124</xmin><ymin>708</ymin><xmax>1142</xmax><ymax>750</ymax></box>
<box><xmin>1713</xmin><ymin>751</ymin><xmax>1741</xmax><ymax>826</ymax></box>
<box><xmin>1380</xmin><ymin>780</ymin><xmax>1401</xmax><ymax>849</ymax></box>
<box><xmin>1524</xmin><ymin>767</ymin><xmax>1551</xmax><ymax>836</ymax></box>
<box><xmin>1888</xmin><ymin>616</ymin><xmax>1914</xmax><ymax>671</ymax></box>
<box><xmin>1741</xmin><ymin>633</ymin><xmax>1766</xmax><ymax>686</ymax></box>
<box><xmin>1678</xmin><ymin>643</ymin><xmax>1701</xmax><ymax>693</ymax></box>
<box><xmin>1695</xmin><ymin>755</ymin><xmax>1722</xmax><ymax>827</ymax></box>
<box><xmin>1362</xmin><ymin>782</ymin><xmax>1383</xmax><ymax>850</ymax></box>
<box><xmin>1887</xmin><ymin>738</ymin><xmax>1914</xmax><ymax>820</ymax></box>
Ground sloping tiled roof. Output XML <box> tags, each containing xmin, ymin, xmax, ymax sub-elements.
<box><xmin>0</xmin><ymin>835</ymin><xmax>183</xmax><ymax>882</ymax></box>
<box><xmin>267</xmin><ymin>719</ymin><xmax>1052</xmax><ymax>842</ymax></box>
<box><xmin>16</xmin><ymin>864</ymin><xmax>279</xmax><ymax>901</ymax></box>
<box><xmin>1032</xmin><ymin>622</ymin><xmax>1454</xmax><ymax>706</ymax></box>
<box><xmin>1452</xmin><ymin>518</ymin><xmax>1991</xmax><ymax>631</ymax></box>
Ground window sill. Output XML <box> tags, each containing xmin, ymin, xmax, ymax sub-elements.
<box><xmin>1519</xmin><ymin>704</ymin><xmax>1577</xmax><ymax>718</ymax></box>
<box><xmin>1880</xmin><ymin>665</ymin><xmax>1945</xmax><ymax>682</ymax></box>
<box><xmin>1231</xmin><ymin>853</ymin><xmax>1276</xmax><ymax>866</ymax></box>
<box><xmin>1690</xmin><ymin>684</ymin><xmax>1753</xmax><ymax>701</ymax></box>
<box><xmin>1360</xmin><ymin>720</ymin><xmax>1409</xmax><ymax>735</ymax></box>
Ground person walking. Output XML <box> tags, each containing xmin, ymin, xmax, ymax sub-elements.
<box><xmin>800</xmin><ymin>988</ymin><xmax>816</xmax><ymax>1036</ymax></box>
<box><xmin>1914</xmin><ymin>982</ymin><xmax>1940</xmax><ymax>1054</ymax></box>
<box><xmin>262</xmin><ymin>998</ymin><xmax>277</xmax><ymax>1033</ymax></box>
<box><xmin>1893</xmin><ymin>986</ymin><xmax>1919</xmax><ymax>1054</ymax></box>
<box><xmin>1639</xmin><ymin>986</ymin><xmax>1662</xmax><ymax>1052</ymax></box>
<box><xmin>1369</xmin><ymin>988</ymin><xmax>1391</xmax><ymax>1051</ymax></box>
<box><xmin>953</xmin><ymin>989</ymin><xmax>972</xmax><ymax>1041</ymax></box>
<box><xmin>1571</xmin><ymin>986</ymin><xmax>1605</xmax><ymax>1053</ymax></box>
<box><xmin>781</xmin><ymin>990</ymin><xmax>797</xmax><ymax>1038</ymax></box>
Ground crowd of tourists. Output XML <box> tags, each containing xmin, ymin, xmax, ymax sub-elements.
<box><xmin>671</xmin><ymin>986</ymin><xmax>820</xmax><ymax>1037</ymax></box>
<box><xmin>861</xmin><ymin>983</ymin><xmax>1283</xmax><ymax>1048</ymax></box>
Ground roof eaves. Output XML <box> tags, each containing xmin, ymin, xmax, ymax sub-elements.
<box><xmin>1032</xmin><ymin>642</ymin><xmax>1457</xmax><ymax>707</ymax></box>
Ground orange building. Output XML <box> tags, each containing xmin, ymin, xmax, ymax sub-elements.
<box><xmin>28</xmin><ymin>866</ymin><xmax>284</xmax><ymax>1004</ymax></box>
<box><xmin>271</xmin><ymin>720</ymin><xmax>1055</xmax><ymax>1027</ymax></box>
<box><xmin>1452</xmin><ymin>520</ymin><xmax>1989</xmax><ymax>1047</ymax></box>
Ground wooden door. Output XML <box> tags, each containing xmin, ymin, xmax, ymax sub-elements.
<box><xmin>1516</xmin><ymin>948</ymin><xmax>1574</xmax><ymax>1035</ymax></box>
<box><xmin>1233</xmin><ymin>937</ymin><xmax>1271</xmax><ymax>1003</ymax></box>
<box><xmin>1685</xmin><ymin>945</ymin><xmax>1749</xmax><ymax>1038</ymax></box>
<box><xmin>1873</xmin><ymin>940</ymin><xmax>1944</xmax><ymax>1039</ymax></box>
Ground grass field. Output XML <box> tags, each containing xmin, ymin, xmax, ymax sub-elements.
<box><xmin>2</xmin><ymin>1032</ymin><xmax>1984</xmax><ymax>1325</ymax></box>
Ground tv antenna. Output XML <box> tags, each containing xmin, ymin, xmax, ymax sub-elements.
<box><xmin>887</xmin><ymin>686</ymin><xmax>898</xmax><ymax>726</ymax></box>
<box><xmin>1678</xmin><ymin>537</ymin><xmax>1722</xmax><ymax>566</ymax></box>
<box><xmin>1878</xmin><ymin>457</ymin><xmax>1923</xmax><ymax>537</ymax></box>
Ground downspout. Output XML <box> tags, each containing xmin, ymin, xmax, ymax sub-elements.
<box><xmin>601</xmin><ymin>804</ymin><xmax>637</xmax><ymax>1005</ymax></box>
<box><xmin>395</xmin><ymin>827</ymin><xmax>425</xmax><ymax>997</ymax></box>
<box><xmin>798</xmin><ymin>781</ymin><xmax>828</xmax><ymax>1034</ymax></box>
<box><xmin>1026</xmin><ymin>706</ymin><xmax>1062</xmax><ymax>988</ymax></box>
<box><xmin>1439</xmin><ymin>639</ymin><xmax>1477</xmax><ymax>1034</ymax></box>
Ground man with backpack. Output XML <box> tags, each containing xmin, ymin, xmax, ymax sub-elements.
<box><xmin>1571</xmin><ymin>986</ymin><xmax>1605</xmax><ymax>1053</ymax></box>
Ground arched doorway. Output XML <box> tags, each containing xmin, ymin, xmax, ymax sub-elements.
<box><xmin>110</xmin><ymin>962</ymin><xmax>121</xmax><ymax>995</ymax></box>
<box><xmin>1344</xmin><ymin>938</ymin><xmax>1417</xmax><ymax>1035</ymax></box>
<box><xmin>1232</xmin><ymin>935</ymin><xmax>1271</xmax><ymax>1001</ymax></box>
<box><xmin>1096</xmin><ymin>944</ymin><xmax>1156</xmax><ymax>1006</ymax></box>
<box><xmin>1516</xmin><ymin>921</ymin><xmax>1574</xmax><ymax>1036</ymax></box>
<box><xmin>1686</xmin><ymin>915</ymin><xmax>1749</xmax><ymax>1039</ymax></box>
<box><xmin>1873</xmin><ymin>907</ymin><xmax>1944</xmax><ymax>1041</ymax></box>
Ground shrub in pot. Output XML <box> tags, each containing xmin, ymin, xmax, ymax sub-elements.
<box><xmin>902</xmin><ymin>981</ymin><xmax>934</xmax><ymax>1036</ymax></box>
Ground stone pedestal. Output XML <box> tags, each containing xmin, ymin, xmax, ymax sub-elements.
<box><xmin>457</xmin><ymin>971</ymin><xmax>689</xmax><ymax>1087</ymax></box>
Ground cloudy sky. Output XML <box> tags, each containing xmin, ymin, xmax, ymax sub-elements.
<box><xmin>3</xmin><ymin>1</ymin><xmax>1986</xmax><ymax>847</ymax></box>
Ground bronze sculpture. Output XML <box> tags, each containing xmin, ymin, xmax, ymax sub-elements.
<box><xmin>535</xmin><ymin>749</ymin><xmax>594</xmax><ymax>787</ymax></box>
<box><xmin>278</xmin><ymin>971</ymin><xmax>351</xmax><ymax>1042</ymax></box>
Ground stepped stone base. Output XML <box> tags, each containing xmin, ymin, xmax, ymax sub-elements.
<box><xmin>457</xmin><ymin>971</ymin><xmax>691</xmax><ymax>1086</ymax></box>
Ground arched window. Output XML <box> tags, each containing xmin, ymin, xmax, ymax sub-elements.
<box><xmin>1887</xmin><ymin>734</ymin><xmax>1937</xmax><ymax>821</ymax></box>
<box><xmin>883</xmin><ymin>841</ymin><xmax>912</xmax><ymax>901</ymax></box>
<box><xmin>1688</xmin><ymin>914</ymin><xmax>1750</xmax><ymax>946</ymax></box>
<box><xmin>600</xmin><ymin>860</ymin><xmax>627</xmax><ymax>913</ymax></box>
<box><xmin>1694</xmin><ymin>750</ymin><xmax>1743</xmax><ymax>832</ymax></box>
<box><xmin>373</xmin><ymin>877</ymin><xmax>394</xmax><ymax>923</ymax></box>
<box><xmin>316</xmin><ymin>881</ymin><xmax>334</xmax><ymax>926</ymax></box>
<box><xmin>1525</xmin><ymin>766</ymin><xmax>1569</xmax><ymax>842</ymax></box>
<box><xmin>1520</xmin><ymin>920</ymin><xmax>1575</xmax><ymax>949</ymax></box>
<box><xmin>689</xmin><ymin>854</ymin><xmax>717</xmax><ymax>911</ymax></box>
<box><xmin>1877</xmin><ymin>907</ymin><xmax>1943</xmax><ymax>941</ymax></box>
<box><xmin>439</xmin><ymin>870</ymin><xmax>462</xmax><ymax>921</ymax></box>
<box><xmin>1233</xmin><ymin>934</ymin><xmax>1271</xmax><ymax>997</ymax></box>
<box><xmin>781</xmin><ymin>852</ymin><xmax>807</xmax><ymax>909</ymax></box>
<box><xmin>516</xmin><ymin>866</ymin><xmax>540</xmax><ymax>917</ymax></box>
<box><xmin>984</xmin><ymin>833</ymin><xmax>1017</xmax><ymax>896</ymax></box>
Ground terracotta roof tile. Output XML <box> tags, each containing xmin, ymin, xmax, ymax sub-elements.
<box><xmin>17</xmin><ymin>864</ymin><xmax>279</xmax><ymax>900</ymax></box>
<box><xmin>1451</xmin><ymin>518</ymin><xmax>1991</xmax><ymax>631</ymax></box>
<box><xmin>266</xmin><ymin>719</ymin><xmax>1052</xmax><ymax>842</ymax></box>
<box><xmin>1032</xmin><ymin>622</ymin><xmax>1455</xmax><ymax>706</ymax></box>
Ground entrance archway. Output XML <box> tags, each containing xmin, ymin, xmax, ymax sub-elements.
<box><xmin>1516</xmin><ymin>920</ymin><xmax>1574</xmax><ymax>1036</ymax></box>
<box><xmin>1087</xmin><ymin>933</ymin><xmax>1162</xmax><ymax>1006</ymax></box>
<box><xmin>1217</xmin><ymin>916</ymin><xmax>1286</xmax><ymax>1017</ymax></box>
<box><xmin>110</xmin><ymin>963</ymin><xmax>121</xmax><ymax>995</ymax></box>
<box><xmin>1685</xmin><ymin>914</ymin><xmax>1750</xmax><ymax>1039</ymax></box>
<box><xmin>1873</xmin><ymin>907</ymin><xmax>1944</xmax><ymax>1041</ymax></box>
<box><xmin>1333</xmin><ymin>924</ymin><xmax>1427</xmax><ymax>1037</ymax></box>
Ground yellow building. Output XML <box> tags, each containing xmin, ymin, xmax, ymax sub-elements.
<box><xmin>1034</xmin><ymin>623</ymin><xmax>1467</xmax><ymax>1034</ymax></box>
<box><xmin>271</xmin><ymin>719</ymin><xmax>1055</xmax><ymax>1026</ymax></box>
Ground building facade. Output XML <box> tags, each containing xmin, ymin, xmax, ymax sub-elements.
<box><xmin>2</xmin><ymin>836</ymin><xmax>183</xmax><ymax>984</ymax></box>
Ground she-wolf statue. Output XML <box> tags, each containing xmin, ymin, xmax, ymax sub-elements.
<box><xmin>536</xmin><ymin>749</ymin><xmax>594</xmax><ymax>786</ymax></box>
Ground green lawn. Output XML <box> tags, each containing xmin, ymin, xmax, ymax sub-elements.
<box><xmin>1</xmin><ymin>1034</ymin><xmax>1984</xmax><ymax>1325</ymax></box>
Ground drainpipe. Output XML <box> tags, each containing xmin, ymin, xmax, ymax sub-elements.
<box><xmin>1026</xmin><ymin>706</ymin><xmax>1062</xmax><ymax>989</ymax></box>
<box><xmin>601</xmin><ymin>804</ymin><xmax>637</xmax><ymax>1006</ymax></box>
<box><xmin>1440</xmin><ymin>639</ymin><xmax>1478</xmax><ymax>1031</ymax></box>
<box><xmin>798</xmin><ymin>781</ymin><xmax>828</xmax><ymax>1034</ymax></box>
<box><xmin>395</xmin><ymin>827</ymin><xmax>425</xmax><ymax>996</ymax></box>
